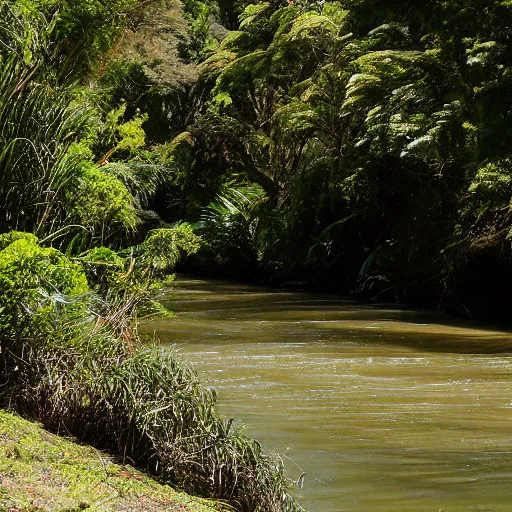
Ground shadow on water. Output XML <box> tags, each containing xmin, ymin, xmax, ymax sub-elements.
<box><xmin>157</xmin><ymin>276</ymin><xmax>512</xmax><ymax>355</ymax></box>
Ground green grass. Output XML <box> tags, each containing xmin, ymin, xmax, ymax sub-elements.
<box><xmin>0</xmin><ymin>410</ymin><xmax>229</xmax><ymax>512</ymax></box>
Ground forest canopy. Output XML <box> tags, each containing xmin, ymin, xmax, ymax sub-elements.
<box><xmin>164</xmin><ymin>0</ymin><xmax>512</xmax><ymax>318</ymax></box>
<box><xmin>1</xmin><ymin>0</ymin><xmax>511</xmax><ymax>318</ymax></box>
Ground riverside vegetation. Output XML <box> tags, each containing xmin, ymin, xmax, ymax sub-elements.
<box><xmin>0</xmin><ymin>0</ymin><xmax>511</xmax><ymax>509</ymax></box>
<box><xmin>0</xmin><ymin>230</ymin><xmax>302</xmax><ymax>511</ymax></box>
<box><xmin>0</xmin><ymin>410</ymin><xmax>228</xmax><ymax>512</ymax></box>
<box><xmin>0</xmin><ymin>1</ymin><xmax>303</xmax><ymax>510</ymax></box>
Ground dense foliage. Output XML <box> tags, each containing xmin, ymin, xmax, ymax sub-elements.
<box><xmin>0</xmin><ymin>2</ymin><xmax>305</xmax><ymax>509</ymax></box>
<box><xmin>157</xmin><ymin>0</ymin><xmax>512</xmax><ymax>318</ymax></box>
<box><xmin>0</xmin><ymin>0</ymin><xmax>167</xmax><ymax>249</ymax></box>
<box><xmin>1</xmin><ymin>0</ymin><xmax>511</xmax><ymax>508</ymax></box>
<box><xmin>0</xmin><ymin>233</ymin><xmax>300</xmax><ymax>512</ymax></box>
<box><xmin>3</xmin><ymin>0</ymin><xmax>512</xmax><ymax>321</ymax></box>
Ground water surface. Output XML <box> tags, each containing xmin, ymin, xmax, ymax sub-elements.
<box><xmin>146</xmin><ymin>277</ymin><xmax>512</xmax><ymax>512</ymax></box>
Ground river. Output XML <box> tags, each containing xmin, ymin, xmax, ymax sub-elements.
<box><xmin>146</xmin><ymin>276</ymin><xmax>512</xmax><ymax>512</ymax></box>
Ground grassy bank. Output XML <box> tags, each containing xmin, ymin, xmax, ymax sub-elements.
<box><xmin>0</xmin><ymin>410</ymin><xmax>227</xmax><ymax>512</ymax></box>
<box><xmin>0</xmin><ymin>232</ymin><xmax>303</xmax><ymax>512</ymax></box>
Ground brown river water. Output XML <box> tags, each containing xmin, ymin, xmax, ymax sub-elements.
<box><xmin>145</xmin><ymin>276</ymin><xmax>512</xmax><ymax>512</ymax></box>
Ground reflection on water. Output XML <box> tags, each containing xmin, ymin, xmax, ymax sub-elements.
<box><xmin>145</xmin><ymin>277</ymin><xmax>512</xmax><ymax>512</ymax></box>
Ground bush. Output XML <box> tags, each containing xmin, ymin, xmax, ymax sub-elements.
<box><xmin>0</xmin><ymin>233</ymin><xmax>303</xmax><ymax>512</ymax></box>
<box><xmin>0</xmin><ymin>231</ymin><xmax>39</xmax><ymax>251</ymax></box>
<box><xmin>79</xmin><ymin>246</ymin><xmax>126</xmax><ymax>296</ymax></box>
<box><xmin>136</xmin><ymin>223</ymin><xmax>202</xmax><ymax>274</ymax></box>
<box><xmin>72</xmin><ymin>168</ymin><xmax>141</xmax><ymax>243</ymax></box>
<box><xmin>0</xmin><ymin>237</ymin><xmax>89</xmax><ymax>342</ymax></box>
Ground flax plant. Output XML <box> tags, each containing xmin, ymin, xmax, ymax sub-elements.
<box><xmin>0</xmin><ymin>5</ymin><xmax>89</xmax><ymax>236</ymax></box>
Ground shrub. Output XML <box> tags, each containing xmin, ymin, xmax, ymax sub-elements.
<box><xmin>79</xmin><ymin>246</ymin><xmax>127</xmax><ymax>295</ymax></box>
<box><xmin>0</xmin><ymin>232</ymin><xmax>39</xmax><ymax>251</ymax></box>
<box><xmin>0</xmin><ymin>237</ymin><xmax>89</xmax><ymax>343</ymax></box>
<box><xmin>136</xmin><ymin>223</ymin><xmax>202</xmax><ymax>274</ymax></box>
<box><xmin>71</xmin><ymin>168</ymin><xmax>141</xmax><ymax>243</ymax></box>
<box><xmin>0</xmin><ymin>233</ymin><xmax>303</xmax><ymax>512</ymax></box>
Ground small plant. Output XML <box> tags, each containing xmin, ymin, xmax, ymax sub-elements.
<box><xmin>135</xmin><ymin>223</ymin><xmax>202</xmax><ymax>274</ymax></box>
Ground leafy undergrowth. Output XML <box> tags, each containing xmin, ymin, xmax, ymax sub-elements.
<box><xmin>0</xmin><ymin>411</ymin><xmax>229</xmax><ymax>512</ymax></box>
<box><xmin>0</xmin><ymin>234</ymin><xmax>301</xmax><ymax>512</ymax></box>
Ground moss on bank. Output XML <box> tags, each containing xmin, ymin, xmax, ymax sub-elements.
<box><xmin>0</xmin><ymin>410</ymin><xmax>228</xmax><ymax>512</ymax></box>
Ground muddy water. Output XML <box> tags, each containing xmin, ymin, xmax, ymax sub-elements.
<box><xmin>146</xmin><ymin>277</ymin><xmax>512</xmax><ymax>512</ymax></box>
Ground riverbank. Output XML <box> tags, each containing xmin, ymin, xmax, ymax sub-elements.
<box><xmin>0</xmin><ymin>233</ymin><xmax>303</xmax><ymax>512</ymax></box>
<box><xmin>0</xmin><ymin>410</ymin><xmax>227</xmax><ymax>512</ymax></box>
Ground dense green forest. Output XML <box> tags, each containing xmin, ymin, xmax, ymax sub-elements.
<box><xmin>1</xmin><ymin>0</ymin><xmax>511</xmax><ymax>318</ymax></box>
<box><xmin>160</xmin><ymin>0</ymin><xmax>512</xmax><ymax>320</ymax></box>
